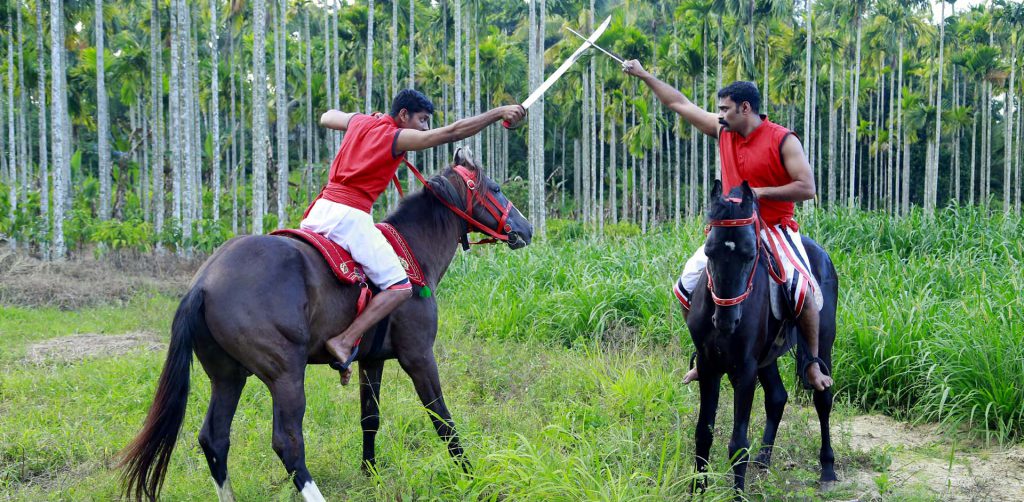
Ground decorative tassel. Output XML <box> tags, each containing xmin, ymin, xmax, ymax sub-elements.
<box><xmin>419</xmin><ymin>286</ymin><xmax>432</xmax><ymax>298</ymax></box>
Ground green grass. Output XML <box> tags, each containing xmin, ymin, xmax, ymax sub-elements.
<box><xmin>1</xmin><ymin>298</ymin><xmax>864</xmax><ymax>500</ymax></box>
<box><xmin>1</xmin><ymin>204</ymin><xmax>1020</xmax><ymax>499</ymax></box>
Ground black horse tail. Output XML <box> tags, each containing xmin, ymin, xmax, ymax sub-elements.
<box><xmin>118</xmin><ymin>287</ymin><xmax>204</xmax><ymax>501</ymax></box>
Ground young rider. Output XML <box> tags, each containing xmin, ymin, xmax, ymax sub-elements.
<box><xmin>302</xmin><ymin>89</ymin><xmax>524</xmax><ymax>384</ymax></box>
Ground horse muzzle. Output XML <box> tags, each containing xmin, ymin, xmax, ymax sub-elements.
<box><xmin>712</xmin><ymin>310</ymin><xmax>742</xmax><ymax>334</ymax></box>
<box><xmin>506</xmin><ymin>230</ymin><xmax>531</xmax><ymax>249</ymax></box>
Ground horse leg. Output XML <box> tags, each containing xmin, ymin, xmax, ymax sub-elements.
<box><xmin>268</xmin><ymin>372</ymin><xmax>324</xmax><ymax>502</ymax></box>
<box><xmin>727</xmin><ymin>366</ymin><xmax>758</xmax><ymax>492</ymax></box>
<box><xmin>358</xmin><ymin>359</ymin><xmax>385</xmax><ymax>473</ymax></box>
<box><xmin>693</xmin><ymin>371</ymin><xmax>722</xmax><ymax>494</ymax></box>
<box><xmin>399</xmin><ymin>353</ymin><xmax>468</xmax><ymax>470</ymax></box>
<box><xmin>753</xmin><ymin>361</ymin><xmax>787</xmax><ymax>468</ymax></box>
<box><xmin>194</xmin><ymin>328</ymin><xmax>251</xmax><ymax>502</ymax></box>
<box><xmin>198</xmin><ymin>372</ymin><xmax>247</xmax><ymax>502</ymax></box>
<box><xmin>813</xmin><ymin>341</ymin><xmax>837</xmax><ymax>481</ymax></box>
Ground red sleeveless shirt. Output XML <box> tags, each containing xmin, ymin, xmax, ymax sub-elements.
<box><xmin>718</xmin><ymin>117</ymin><xmax>798</xmax><ymax>228</ymax></box>
<box><xmin>322</xmin><ymin>114</ymin><xmax>405</xmax><ymax>213</ymax></box>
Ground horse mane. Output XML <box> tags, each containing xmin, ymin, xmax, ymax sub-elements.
<box><xmin>382</xmin><ymin>172</ymin><xmax>462</xmax><ymax>234</ymax></box>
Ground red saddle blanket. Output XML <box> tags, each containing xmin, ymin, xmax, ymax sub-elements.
<box><xmin>271</xmin><ymin>223</ymin><xmax>426</xmax><ymax>287</ymax></box>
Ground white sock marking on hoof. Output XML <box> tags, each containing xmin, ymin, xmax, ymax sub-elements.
<box><xmin>300</xmin><ymin>480</ymin><xmax>326</xmax><ymax>502</ymax></box>
<box><xmin>214</xmin><ymin>476</ymin><xmax>236</xmax><ymax>502</ymax></box>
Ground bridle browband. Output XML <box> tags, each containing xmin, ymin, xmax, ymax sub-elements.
<box><xmin>399</xmin><ymin>159</ymin><xmax>514</xmax><ymax>246</ymax></box>
<box><xmin>704</xmin><ymin>198</ymin><xmax>786</xmax><ymax>307</ymax></box>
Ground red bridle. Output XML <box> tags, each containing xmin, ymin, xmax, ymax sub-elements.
<box><xmin>399</xmin><ymin>159</ymin><xmax>513</xmax><ymax>244</ymax></box>
<box><xmin>703</xmin><ymin>197</ymin><xmax>788</xmax><ymax>307</ymax></box>
<box><xmin>704</xmin><ymin>214</ymin><xmax>761</xmax><ymax>307</ymax></box>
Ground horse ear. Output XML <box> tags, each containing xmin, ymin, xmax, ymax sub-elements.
<box><xmin>711</xmin><ymin>179</ymin><xmax>722</xmax><ymax>200</ymax></box>
<box><xmin>740</xmin><ymin>181</ymin><xmax>754</xmax><ymax>201</ymax></box>
<box><xmin>740</xmin><ymin>181</ymin><xmax>755</xmax><ymax>213</ymax></box>
<box><xmin>453</xmin><ymin>146</ymin><xmax>477</xmax><ymax>170</ymax></box>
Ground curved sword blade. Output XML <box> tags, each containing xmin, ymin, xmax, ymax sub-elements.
<box><xmin>520</xmin><ymin>15</ymin><xmax>612</xmax><ymax>110</ymax></box>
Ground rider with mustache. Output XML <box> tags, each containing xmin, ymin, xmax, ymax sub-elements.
<box><xmin>622</xmin><ymin>61</ymin><xmax>833</xmax><ymax>391</ymax></box>
<box><xmin>304</xmin><ymin>89</ymin><xmax>524</xmax><ymax>385</ymax></box>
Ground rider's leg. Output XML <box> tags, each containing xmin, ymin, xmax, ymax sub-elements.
<box><xmin>317</xmin><ymin>204</ymin><xmax>412</xmax><ymax>384</ymax></box>
<box><xmin>325</xmin><ymin>282</ymin><xmax>411</xmax><ymax>384</ymax></box>
<box><xmin>770</xmin><ymin>224</ymin><xmax>832</xmax><ymax>391</ymax></box>
<box><xmin>796</xmin><ymin>297</ymin><xmax>833</xmax><ymax>391</ymax></box>
<box><xmin>675</xmin><ymin>247</ymin><xmax>707</xmax><ymax>385</ymax></box>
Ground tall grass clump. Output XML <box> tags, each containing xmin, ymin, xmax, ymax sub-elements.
<box><xmin>442</xmin><ymin>205</ymin><xmax>1023</xmax><ymax>442</ymax></box>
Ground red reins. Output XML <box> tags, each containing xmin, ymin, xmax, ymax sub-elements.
<box><xmin>400</xmin><ymin>159</ymin><xmax>513</xmax><ymax>244</ymax></box>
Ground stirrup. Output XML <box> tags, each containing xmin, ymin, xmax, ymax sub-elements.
<box><xmin>801</xmin><ymin>356</ymin><xmax>830</xmax><ymax>390</ymax></box>
<box><xmin>329</xmin><ymin>345</ymin><xmax>360</xmax><ymax>373</ymax></box>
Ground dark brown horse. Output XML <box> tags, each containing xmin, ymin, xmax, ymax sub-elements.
<box><xmin>688</xmin><ymin>180</ymin><xmax>838</xmax><ymax>493</ymax></box>
<box><xmin>119</xmin><ymin>149</ymin><xmax>532</xmax><ymax>501</ymax></box>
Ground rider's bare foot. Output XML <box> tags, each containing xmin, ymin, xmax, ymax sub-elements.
<box><xmin>326</xmin><ymin>338</ymin><xmax>355</xmax><ymax>386</ymax></box>
<box><xmin>806</xmin><ymin>363</ymin><xmax>833</xmax><ymax>391</ymax></box>
<box><xmin>682</xmin><ymin>366</ymin><xmax>699</xmax><ymax>384</ymax></box>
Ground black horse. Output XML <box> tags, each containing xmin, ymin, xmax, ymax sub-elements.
<box><xmin>688</xmin><ymin>180</ymin><xmax>838</xmax><ymax>493</ymax></box>
<box><xmin>119</xmin><ymin>149</ymin><xmax>532</xmax><ymax>501</ymax></box>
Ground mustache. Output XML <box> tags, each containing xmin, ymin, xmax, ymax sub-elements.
<box><xmin>718</xmin><ymin>119</ymin><xmax>729</xmax><ymax>127</ymax></box>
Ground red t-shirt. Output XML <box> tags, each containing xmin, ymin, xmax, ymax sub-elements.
<box><xmin>718</xmin><ymin>117</ymin><xmax>798</xmax><ymax>227</ymax></box>
<box><xmin>322</xmin><ymin>114</ymin><xmax>405</xmax><ymax>213</ymax></box>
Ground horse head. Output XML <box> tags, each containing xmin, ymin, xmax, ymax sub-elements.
<box><xmin>704</xmin><ymin>180</ymin><xmax>759</xmax><ymax>334</ymax></box>
<box><xmin>430</xmin><ymin>146</ymin><xmax>533</xmax><ymax>249</ymax></box>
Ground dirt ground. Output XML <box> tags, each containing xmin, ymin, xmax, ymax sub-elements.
<box><xmin>24</xmin><ymin>332</ymin><xmax>166</xmax><ymax>364</ymax></box>
<box><xmin>840</xmin><ymin>414</ymin><xmax>1024</xmax><ymax>501</ymax></box>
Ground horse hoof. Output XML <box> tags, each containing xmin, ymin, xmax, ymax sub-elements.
<box><xmin>820</xmin><ymin>469</ymin><xmax>838</xmax><ymax>483</ymax></box>
<box><xmin>752</xmin><ymin>451</ymin><xmax>772</xmax><ymax>468</ymax></box>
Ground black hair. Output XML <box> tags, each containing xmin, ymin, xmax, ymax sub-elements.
<box><xmin>390</xmin><ymin>89</ymin><xmax>435</xmax><ymax>118</ymax></box>
<box><xmin>717</xmin><ymin>81</ymin><xmax>761</xmax><ymax>113</ymax></box>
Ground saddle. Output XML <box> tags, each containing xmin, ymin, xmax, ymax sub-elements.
<box><xmin>271</xmin><ymin>223</ymin><xmax>427</xmax><ymax>289</ymax></box>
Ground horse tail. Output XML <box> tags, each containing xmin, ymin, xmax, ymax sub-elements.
<box><xmin>118</xmin><ymin>286</ymin><xmax>205</xmax><ymax>501</ymax></box>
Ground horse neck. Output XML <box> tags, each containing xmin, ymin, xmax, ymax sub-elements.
<box><xmin>383</xmin><ymin>191</ymin><xmax>465</xmax><ymax>286</ymax></box>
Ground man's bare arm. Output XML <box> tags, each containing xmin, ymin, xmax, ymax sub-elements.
<box><xmin>320</xmin><ymin>110</ymin><xmax>357</xmax><ymax>131</ymax></box>
<box><xmin>622</xmin><ymin>59</ymin><xmax>720</xmax><ymax>139</ymax></box>
<box><xmin>394</xmin><ymin>105</ymin><xmax>524</xmax><ymax>153</ymax></box>
<box><xmin>754</xmin><ymin>135</ymin><xmax>816</xmax><ymax>202</ymax></box>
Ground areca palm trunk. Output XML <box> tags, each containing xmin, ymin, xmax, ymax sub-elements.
<box><xmin>96</xmin><ymin>0</ymin><xmax>111</xmax><ymax>220</ymax></box>
<box><xmin>828</xmin><ymin>62</ymin><xmax>835</xmax><ymax>209</ymax></box>
<box><xmin>276</xmin><ymin>0</ymin><xmax>288</xmax><ymax>228</ymax></box>
<box><xmin>928</xmin><ymin>0</ymin><xmax>946</xmax><ymax>217</ymax></box>
<box><xmin>365</xmin><ymin>0</ymin><xmax>375</xmax><ymax>112</ymax></box>
<box><xmin>599</xmin><ymin>87</ymin><xmax>606</xmax><ymax>231</ymax></box>
<box><xmin>454</xmin><ymin>0</ymin><xmax>462</xmax><ymax>119</ymax></box>
<box><xmin>408</xmin><ymin>0</ymin><xmax>415</xmax><ymax>88</ymax></box>
<box><xmin>610</xmin><ymin>108</ymin><xmax>617</xmax><ymax>224</ymax></box>
<box><xmin>804</xmin><ymin>0</ymin><xmax>812</xmax><ymax>153</ymax></box>
<box><xmin>304</xmin><ymin>7</ymin><xmax>313</xmax><ymax>203</ymax></box>
<box><xmin>1004</xmin><ymin>41</ymin><xmax>1015</xmax><ymax>213</ymax></box>
<box><xmin>230</xmin><ymin>26</ymin><xmax>238</xmax><ymax>232</ymax></box>
<box><xmin>179</xmin><ymin>0</ymin><xmax>196</xmax><ymax>244</ymax></box>
<box><xmin>896</xmin><ymin>35</ymin><xmax>904</xmax><ymax>214</ymax></box>
<box><xmin>16</xmin><ymin>1</ymin><xmax>27</xmax><ymax>201</ymax></box>
<box><xmin>211</xmin><ymin>0</ymin><xmax>221</xmax><ymax>222</ymax></box>
<box><xmin>36</xmin><ymin>0</ymin><xmax>49</xmax><ymax>253</ymax></box>
<box><xmin>849</xmin><ymin>6</ymin><xmax>862</xmax><ymax>208</ymax></box>
<box><xmin>50</xmin><ymin>0</ymin><xmax>67</xmax><ymax>258</ymax></box>
<box><xmin>252</xmin><ymin>0</ymin><xmax>269</xmax><ymax>234</ymax></box>
<box><xmin>6</xmin><ymin>20</ymin><xmax>16</xmax><ymax>229</ymax></box>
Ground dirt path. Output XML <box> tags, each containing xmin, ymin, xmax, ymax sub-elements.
<box><xmin>839</xmin><ymin>414</ymin><xmax>1024</xmax><ymax>501</ymax></box>
<box><xmin>25</xmin><ymin>332</ymin><xmax>165</xmax><ymax>364</ymax></box>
